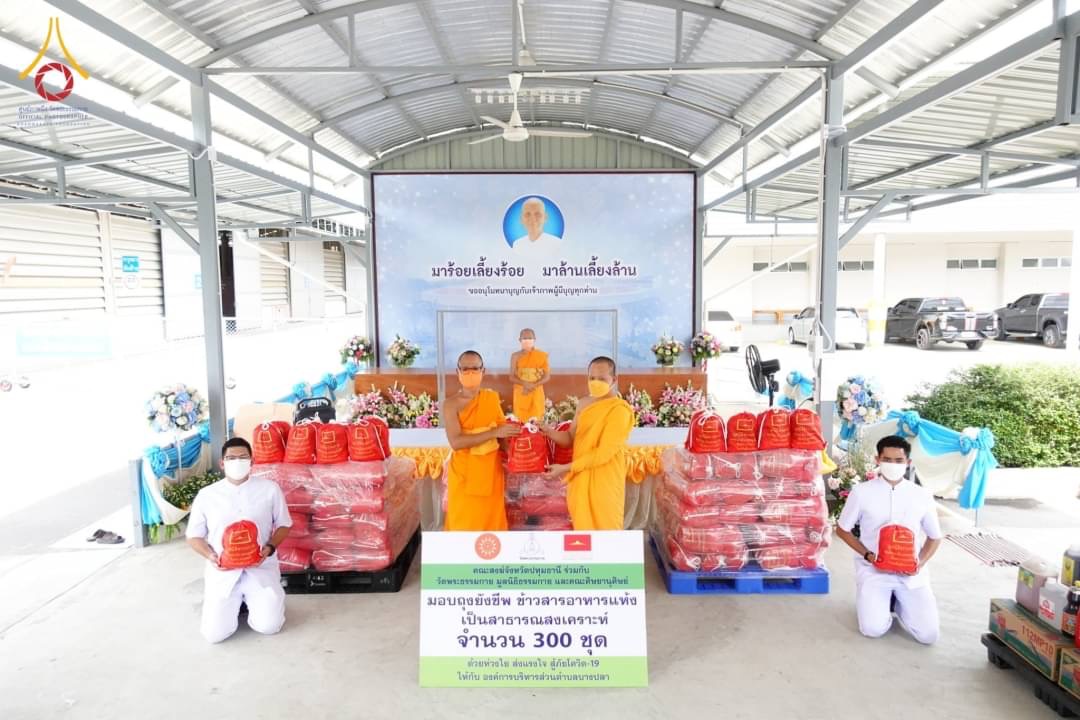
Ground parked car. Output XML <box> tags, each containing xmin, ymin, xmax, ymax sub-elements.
<box><xmin>884</xmin><ymin>297</ymin><xmax>996</xmax><ymax>350</ymax></box>
<box><xmin>706</xmin><ymin>310</ymin><xmax>742</xmax><ymax>352</ymax></box>
<box><xmin>787</xmin><ymin>306</ymin><xmax>867</xmax><ymax>349</ymax></box>
<box><xmin>993</xmin><ymin>292</ymin><xmax>1069</xmax><ymax>348</ymax></box>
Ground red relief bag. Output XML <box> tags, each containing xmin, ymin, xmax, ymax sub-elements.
<box><xmin>550</xmin><ymin>420</ymin><xmax>574</xmax><ymax>465</ymax></box>
<box><xmin>507</xmin><ymin>422</ymin><xmax>551</xmax><ymax>473</ymax></box>
<box><xmin>283</xmin><ymin>422</ymin><xmax>320</xmax><ymax>464</ymax></box>
<box><xmin>218</xmin><ymin>520</ymin><xmax>263</xmax><ymax>570</ymax></box>
<box><xmin>685</xmin><ymin>410</ymin><xmax>727</xmax><ymax>453</ymax></box>
<box><xmin>874</xmin><ymin>524</ymin><xmax>919</xmax><ymax>574</ymax></box>
<box><xmin>252</xmin><ymin>421</ymin><xmax>290</xmax><ymax>464</ymax></box>
<box><xmin>278</xmin><ymin>545</ymin><xmax>311</xmax><ymax>573</ymax></box>
<box><xmin>790</xmin><ymin>409</ymin><xmax>826</xmax><ymax>451</ymax></box>
<box><xmin>726</xmin><ymin>412</ymin><xmax>759</xmax><ymax>452</ymax></box>
<box><xmin>315</xmin><ymin>423</ymin><xmax>349</xmax><ymax>464</ymax></box>
<box><xmin>347</xmin><ymin>416</ymin><xmax>390</xmax><ymax>461</ymax></box>
<box><xmin>757</xmin><ymin>408</ymin><xmax>793</xmax><ymax>450</ymax></box>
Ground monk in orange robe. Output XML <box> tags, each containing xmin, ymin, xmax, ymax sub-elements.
<box><xmin>543</xmin><ymin>356</ymin><xmax>634</xmax><ymax>530</ymax></box>
<box><xmin>442</xmin><ymin>350</ymin><xmax>521</xmax><ymax>531</ymax></box>
<box><xmin>510</xmin><ymin>328</ymin><xmax>550</xmax><ymax>422</ymax></box>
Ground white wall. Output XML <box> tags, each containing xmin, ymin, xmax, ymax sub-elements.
<box><xmin>232</xmin><ymin>230</ymin><xmax>261</xmax><ymax>330</ymax></box>
<box><xmin>289</xmin><ymin>240</ymin><xmax>325</xmax><ymax>319</ymax></box>
<box><xmin>837</xmin><ymin>244</ymin><xmax>874</xmax><ymax>309</ymax></box>
<box><xmin>344</xmin><ymin>243</ymin><xmax>367</xmax><ymax>316</ymax></box>
<box><xmin>161</xmin><ymin>228</ymin><xmax>204</xmax><ymax>340</ymax></box>
<box><xmin>750</xmin><ymin>244</ymin><xmax>812</xmax><ymax>313</ymax></box>
<box><xmin>1001</xmin><ymin>237</ymin><xmax>1073</xmax><ymax>305</ymax></box>
<box><xmin>702</xmin><ymin>244</ymin><xmax>754</xmax><ymax>321</ymax></box>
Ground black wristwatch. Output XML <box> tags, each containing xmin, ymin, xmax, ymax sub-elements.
<box><xmin>266</xmin><ymin>543</ymin><xmax>277</xmax><ymax>556</ymax></box>
<box><xmin>863</xmin><ymin>551</ymin><xmax>873</xmax><ymax>562</ymax></box>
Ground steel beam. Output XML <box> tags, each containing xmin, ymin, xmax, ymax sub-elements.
<box><xmin>698</xmin><ymin>83</ymin><xmax>819</xmax><ymax>175</ymax></box>
<box><xmin>832</xmin><ymin>0</ymin><xmax>945</xmax><ymax>78</ymax></box>
<box><xmin>703</xmin><ymin>236</ymin><xmax>732</xmax><ymax>267</ymax></box>
<box><xmin>838</xmin><ymin>192</ymin><xmax>897</xmax><ymax>248</ymax></box>
<box><xmin>0</xmin><ymin>147</ymin><xmax>180</xmax><ymax>176</ymax></box>
<box><xmin>1058</xmin><ymin>22</ymin><xmax>1080</xmax><ymax>123</ymax></box>
<box><xmin>148</xmin><ymin>202</ymin><xmax>198</xmax><ymax>252</ymax></box>
<box><xmin>364</xmin><ymin>177</ymin><xmax>378</xmax><ymax>352</ymax></box>
<box><xmin>702</xmin><ymin>149</ymin><xmax>818</xmax><ymax>211</ymax></box>
<box><xmin>815</xmin><ymin>73</ymin><xmax>844</xmax><ymax>446</ymax></box>
<box><xmin>584</xmin><ymin>0</ymin><xmax>621</xmax><ymax>128</ymax></box>
<box><xmin>853</xmin><ymin>138</ymin><xmax>1080</xmax><ymax>167</ymax></box>
<box><xmin>202</xmin><ymin>61</ymin><xmax>830</xmax><ymax>76</ymax></box>
<box><xmin>0</xmin><ymin>195</ymin><xmax>192</xmax><ymax>206</ymax></box>
<box><xmin>838</xmin><ymin>23</ymin><xmax>1062</xmax><ymax>147</ymax></box>
<box><xmin>191</xmin><ymin>80</ymin><xmax>227</xmax><ymax>464</ymax></box>
<box><xmin>877</xmin><ymin>166</ymin><xmax>1080</xmax><ymax>217</ymax></box>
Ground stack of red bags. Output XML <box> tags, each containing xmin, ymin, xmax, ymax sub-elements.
<box><xmin>654</xmin><ymin>408</ymin><xmax>831</xmax><ymax>573</ymax></box>
<box><xmin>503</xmin><ymin>420</ymin><xmax>571</xmax><ymax>530</ymax></box>
<box><xmin>250</xmin><ymin>416</ymin><xmax>419</xmax><ymax>573</ymax></box>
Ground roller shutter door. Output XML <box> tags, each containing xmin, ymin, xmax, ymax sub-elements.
<box><xmin>260</xmin><ymin>241</ymin><xmax>290</xmax><ymax>308</ymax></box>
<box><xmin>0</xmin><ymin>205</ymin><xmax>107</xmax><ymax>320</ymax></box>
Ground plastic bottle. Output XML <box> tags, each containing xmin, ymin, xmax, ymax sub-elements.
<box><xmin>1063</xmin><ymin>545</ymin><xmax>1080</xmax><ymax>587</ymax></box>
<box><xmin>1065</xmin><ymin>586</ymin><xmax>1080</xmax><ymax>639</ymax></box>
<box><xmin>1017</xmin><ymin>556</ymin><xmax>1056</xmax><ymax>615</ymax></box>
<box><xmin>1039</xmin><ymin>581</ymin><xmax>1070</xmax><ymax>632</ymax></box>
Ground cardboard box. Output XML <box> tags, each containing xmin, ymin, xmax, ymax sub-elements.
<box><xmin>989</xmin><ymin>599</ymin><xmax>1073</xmax><ymax>681</ymax></box>
<box><xmin>1060</xmin><ymin>647</ymin><xmax>1080</xmax><ymax>703</ymax></box>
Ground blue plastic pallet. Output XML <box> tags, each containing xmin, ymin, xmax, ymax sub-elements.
<box><xmin>649</xmin><ymin>535</ymin><xmax>830</xmax><ymax>595</ymax></box>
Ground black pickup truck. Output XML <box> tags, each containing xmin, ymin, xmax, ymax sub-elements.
<box><xmin>993</xmin><ymin>293</ymin><xmax>1070</xmax><ymax>348</ymax></box>
<box><xmin>884</xmin><ymin>297</ymin><xmax>997</xmax><ymax>350</ymax></box>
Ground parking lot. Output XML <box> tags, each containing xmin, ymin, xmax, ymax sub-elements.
<box><xmin>706</xmin><ymin>325</ymin><xmax>1076</xmax><ymax>409</ymax></box>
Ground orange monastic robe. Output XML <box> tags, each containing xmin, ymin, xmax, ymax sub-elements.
<box><xmin>445</xmin><ymin>388</ymin><xmax>508</xmax><ymax>531</ymax></box>
<box><xmin>566</xmin><ymin>396</ymin><xmax>635</xmax><ymax>531</ymax></box>
<box><xmin>512</xmin><ymin>349</ymin><xmax>549</xmax><ymax>422</ymax></box>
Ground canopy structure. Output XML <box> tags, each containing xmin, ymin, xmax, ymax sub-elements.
<box><xmin>1</xmin><ymin>0</ymin><xmax>1078</xmax><ymax>456</ymax></box>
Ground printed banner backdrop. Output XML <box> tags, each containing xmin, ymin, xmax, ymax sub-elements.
<box><xmin>373</xmin><ymin>172</ymin><xmax>695</xmax><ymax>368</ymax></box>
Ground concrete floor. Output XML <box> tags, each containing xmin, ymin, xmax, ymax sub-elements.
<box><xmin>1</xmin><ymin>517</ymin><xmax>1071</xmax><ymax>720</ymax></box>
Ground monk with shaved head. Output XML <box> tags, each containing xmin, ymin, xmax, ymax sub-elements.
<box><xmin>510</xmin><ymin>328</ymin><xmax>550</xmax><ymax>422</ymax></box>
<box><xmin>442</xmin><ymin>350</ymin><xmax>520</xmax><ymax>530</ymax></box>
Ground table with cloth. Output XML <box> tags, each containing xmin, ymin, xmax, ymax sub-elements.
<box><xmin>388</xmin><ymin>427</ymin><xmax>686</xmax><ymax>531</ymax></box>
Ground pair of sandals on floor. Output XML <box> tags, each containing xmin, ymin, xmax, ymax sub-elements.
<box><xmin>86</xmin><ymin>528</ymin><xmax>125</xmax><ymax>545</ymax></box>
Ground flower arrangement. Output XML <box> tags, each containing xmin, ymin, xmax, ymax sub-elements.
<box><xmin>827</xmin><ymin>441</ymin><xmax>876</xmax><ymax>520</ymax></box>
<box><xmin>689</xmin><ymin>330</ymin><xmax>723</xmax><ymax>366</ymax></box>
<box><xmin>162</xmin><ymin>469</ymin><xmax>222</xmax><ymax>511</ymax></box>
<box><xmin>626</xmin><ymin>384</ymin><xmax>659</xmax><ymax>427</ymax></box>
<box><xmin>651</xmin><ymin>335</ymin><xmax>684</xmax><ymax>366</ymax></box>
<box><xmin>387</xmin><ymin>335</ymin><xmax>421</xmax><ymax>368</ymax></box>
<box><xmin>656</xmin><ymin>382</ymin><xmax>709</xmax><ymax>427</ymax></box>
<box><xmin>340</xmin><ymin>335</ymin><xmax>374</xmax><ymax>365</ymax></box>
<box><xmin>146</xmin><ymin>384</ymin><xmax>208</xmax><ymax>433</ymax></box>
<box><xmin>543</xmin><ymin>396</ymin><xmax>579</xmax><ymax>425</ymax></box>
<box><xmin>837</xmin><ymin>375</ymin><xmax>887</xmax><ymax>445</ymax></box>
<box><xmin>339</xmin><ymin>383</ymin><xmax>439</xmax><ymax>428</ymax></box>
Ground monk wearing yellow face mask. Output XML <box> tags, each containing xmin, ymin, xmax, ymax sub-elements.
<box><xmin>542</xmin><ymin>356</ymin><xmax>634</xmax><ymax>531</ymax></box>
<box><xmin>442</xmin><ymin>350</ymin><xmax>521</xmax><ymax>531</ymax></box>
<box><xmin>510</xmin><ymin>328</ymin><xmax>549</xmax><ymax>422</ymax></box>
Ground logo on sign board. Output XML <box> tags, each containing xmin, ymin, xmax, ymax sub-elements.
<box><xmin>474</xmin><ymin>533</ymin><xmax>501</xmax><ymax>560</ymax></box>
<box><xmin>20</xmin><ymin>18</ymin><xmax>90</xmax><ymax>102</ymax></box>
<box><xmin>518</xmin><ymin>533</ymin><xmax>544</xmax><ymax>561</ymax></box>
<box><xmin>563</xmin><ymin>534</ymin><xmax>592</xmax><ymax>552</ymax></box>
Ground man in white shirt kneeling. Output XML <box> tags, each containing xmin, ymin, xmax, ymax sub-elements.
<box><xmin>186</xmin><ymin>437</ymin><xmax>292</xmax><ymax>643</ymax></box>
<box><xmin>835</xmin><ymin>435</ymin><xmax>943</xmax><ymax>645</ymax></box>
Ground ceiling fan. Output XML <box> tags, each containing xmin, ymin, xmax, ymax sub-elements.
<box><xmin>469</xmin><ymin>73</ymin><xmax>593</xmax><ymax>145</ymax></box>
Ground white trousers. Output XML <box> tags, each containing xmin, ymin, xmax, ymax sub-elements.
<box><xmin>855</xmin><ymin>574</ymin><xmax>940</xmax><ymax>645</ymax></box>
<box><xmin>201</xmin><ymin>568</ymin><xmax>286</xmax><ymax>644</ymax></box>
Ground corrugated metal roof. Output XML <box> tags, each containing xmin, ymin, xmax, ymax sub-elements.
<box><xmin>0</xmin><ymin>0</ymin><xmax>1075</xmax><ymax>227</ymax></box>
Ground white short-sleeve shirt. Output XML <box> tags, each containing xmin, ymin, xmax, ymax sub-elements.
<box><xmin>838</xmin><ymin>475</ymin><xmax>943</xmax><ymax>588</ymax></box>
<box><xmin>186</xmin><ymin>477</ymin><xmax>292</xmax><ymax>595</ymax></box>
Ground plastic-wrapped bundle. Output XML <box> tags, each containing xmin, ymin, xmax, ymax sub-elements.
<box><xmin>666</xmin><ymin>535</ymin><xmax>748</xmax><ymax>572</ymax></box>
<box><xmin>743</xmin><ymin>523</ymin><xmax>832</xmax><ymax>550</ymax></box>
<box><xmin>758</xmin><ymin>496</ymin><xmax>828</xmax><ymax>528</ymax></box>
<box><xmin>663</xmin><ymin>472</ymin><xmax>760</xmax><ymax>507</ymax></box>
<box><xmin>755</xmin><ymin>544</ymin><xmax>827</xmax><ymax>571</ymax></box>
<box><xmin>508</xmin><ymin>472</ymin><xmax>570</xmax><ymax>522</ymax></box>
<box><xmin>278</xmin><ymin>545</ymin><xmax>312</xmax><ymax>573</ymax></box>
<box><xmin>669</xmin><ymin>524</ymin><xmax>746</xmax><ymax>556</ymax></box>
<box><xmin>656</xmin><ymin>489</ymin><xmax>757</xmax><ymax>528</ymax></box>
<box><xmin>661</xmin><ymin>447</ymin><xmax>756</xmax><ymax>481</ymax></box>
<box><xmin>757</xmin><ymin>449</ymin><xmax>820</xmax><ymax>481</ymax></box>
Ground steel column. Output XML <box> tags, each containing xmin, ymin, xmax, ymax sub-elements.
<box><xmin>815</xmin><ymin>72</ymin><xmax>844</xmax><ymax>446</ymax></box>
<box><xmin>191</xmin><ymin>79</ymin><xmax>228</xmax><ymax>464</ymax></box>
<box><xmin>364</xmin><ymin>177</ymin><xmax>378</xmax><ymax>358</ymax></box>
<box><xmin>1067</xmin><ymin>222</ymin><xmax>1080</xmax><ymax>360</ymax></box>
<box><xmin>694</xmin><ymin>177</ymin><xmax>705</xmax><ymax>331</ymax></box>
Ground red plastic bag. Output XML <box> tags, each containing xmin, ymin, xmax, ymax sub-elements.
<box><xmin>278</xmin><ymin>545</ymin><xmax>311</xmax><ymax>573</ymax></box>
<box><xmin>284</xmin><ymin>422</ymin><xmax>320</xmax><ymax>464</ymax></box>
<box><xmin>521</xmin><ymin>495</ymin><xmax>570</xmax><ymax>517</ymax></box>
<box><xmin>874</xmin><ymin>524</ymin><xmax>919</xmax><ymax>574</ymax></box>
<box><xmin>534</xmin><ymin>516</ymin><xmax>574</xmax><ymax>531</ymax></box>
<box><xmin>348</xmin><ymin>416</ymin><xmax>390</xmax><ymax>461</ymax></box>
<box><xmin>316</xmin><ymin>423</ymin><xmax>349</xmax><ymax>464</ymax></box>
<box><xmin>685</xmin><ymin>409</ymin><xmax>727</xmax><ymax>453</ymax></box>
<box><xmin>755</xmin><ymin>544</ymin><xmax>824</xmax><ymax>571</ymax></box>
<box><xmin>550</xmin><ymin>420</ymin><xmax>574</xmax><ymax>465</ymax></box>
<box><xmin>666</xmin><ymin>536</ymin><xmax>748</xmax><ymax>572</ymax></box>
<box><xmin>278</xmin><ymin>535</ymin><xmax>317</xmax><ymax>552</ymax></box>
<box><xmin>219</xmin><ymin>520</ymin><xmax>262</xmax><ymax>569</ymax></box>
<box><xmin>507</xmin><ymin>423</ymin><xmax>551</xmax><ymax>473</ymax></box>
<box><xmin>289</xmin><ymin>511</ymin><xmax>310</xmax><ymax>535</ymax></box>
<box><xmin>758</xmin><ymin>450</ymin><xmax>819</xmax><ymax>481</ymax></box>
<box><xmin>756</xmin><ymin>408</ymin><xmax>792</xmax><ymax>450</ymax></box>
<box><xmin>758</xmin><ymin>496</ymin><xmax>827</xmax><ymax>527</ymax></box>
<box><xmin>252</xmin><ymin>421</ymin><xmax>290</xmax><ymax>464</ymax></box>
<box><xmin>312</xmin><ymin>526</ymin><xmax>356</xmax><ymax>551</ymax></box>
<box><xmin>790</xmin><ymin>409</ymin><xmax>826</xmax><ymax>451</ymax></box>
<box><xmin>726</xmin><ymin>412</ymin><xmax>759</xmax><ymax>452</ymax></box>
<box><xmin>673</xmin><ymin>524</ymin><xmax>746</xmax><ymax>556</ymax></box>
<box><xmin>311</xmin><ymin>548</ymin><xmax>358</xmax><ymax>572</ymax></box>
<box><xmin>284</xmin><ymin>486</ymin><xmax>316</xmax><ymax>513</ymax></box>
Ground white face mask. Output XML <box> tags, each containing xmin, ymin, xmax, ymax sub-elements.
<box><xmin>879</xmin><ymin>461</ymin><xmax>908</xmax><ymax>482</ymax></box>
<box><xmin>223</xmin><ymin>458</ymin><xmax>251</xmax><ymax>481</ymax></box>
